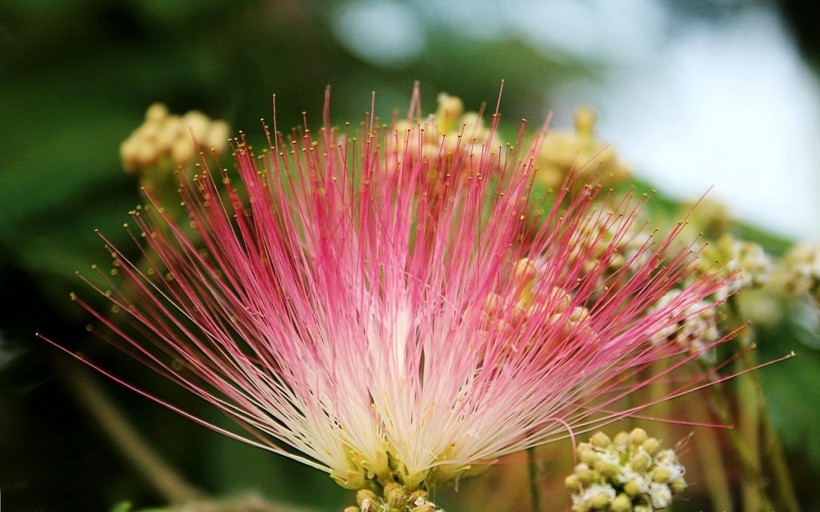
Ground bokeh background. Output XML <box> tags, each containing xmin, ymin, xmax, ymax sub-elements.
<box><xmin>1</xmin><ymin>1</ymin><xmax>819</xmax><ymax>510</ymax></box>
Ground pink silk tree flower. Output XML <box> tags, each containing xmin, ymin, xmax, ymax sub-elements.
<box><xmin>57</xmin><ymin>89</ymin><xmax>734</xmax><ymax>493</ymax></box>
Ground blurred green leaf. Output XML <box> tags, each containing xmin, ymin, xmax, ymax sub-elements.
<box><xmin>111</xmin><ymin>501</ymin><xmax>134</xmax><ymax>512</ymax></box>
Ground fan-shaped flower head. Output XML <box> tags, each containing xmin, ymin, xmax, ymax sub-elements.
<box><xmin>65</xmin><ymin>87</ymin><xmax>732</xmax><ymax>493</ymax></box>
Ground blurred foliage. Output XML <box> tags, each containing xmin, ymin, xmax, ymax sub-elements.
<box><xmin>0</xmin><ymin>0</ymin><xmax>818</xmax><ymax>511</ymax></box>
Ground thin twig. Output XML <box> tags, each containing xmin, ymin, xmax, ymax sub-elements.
<box><xmin>55</xmin><ymin>355</ymin><xmax>324</xmax><ymax>512</ymax></box>
<box><xmin>54</xmin><ymin>355</ymin><xmax>205</xmax><ymax>503</ymax></box>
<box><xmin>527</xmin><ymin>445</ymin><xmax>542</xmax><ymax>512</ymax></box>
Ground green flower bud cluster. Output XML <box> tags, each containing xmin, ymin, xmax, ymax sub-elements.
<box><xmin>565</xmin><ymin>429</ymin><xmax>686</xmax><ymax>511</ymax></box>
<box><xmin>343</xmin><ymin>484</ymin><xmax>442</xmax><ymax>512</ymax></box>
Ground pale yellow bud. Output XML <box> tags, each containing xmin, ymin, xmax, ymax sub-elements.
<box><xmin>611</xmin><ymin>493</ymin><xmax>633</xmax><ymax>512</ymax></box>
<box><xmin>514</xmin><ymin>257</ymin><xmax>538</xmax><ymax>286</ymax></box>
<box><xmin>356</xmin><ymin>489</ymin><xmax>379</xmax><ymax>510</ymax></box>
<box><xmin>135</xmin><ymin>122</ymin><xmax>160</xmax><ymax>142</ymax></box>
<box><xmin>630</xmin><ymin>450</ymin><xmax>652</xmax><ymax>471</ymax></box>
<box><xmin>577</xmin><ymin>467</ymin><xmax>598</xmax><ymax>486</ymax></box>
<box><xmin>435</xmin><ymin>93</ymin><xmax>464</xmax><ymax>133</ymax></box>
<box><xmin>652</xmin><ymin>466</ymin><xmax>671</xmax><ymax>483</ymax></box>
<box><xmin>459</xmin><ymin>112</ymin><xmax>487</xmax><ymax>140</ymax></box>
<box><xmin>590</xmin><ymin>431</ymin><xmax>611</xmax><ymax>448</ymax></box>
<box><xmin>408</xmin><ymin>489</ymin><xmax>429</xmax><ymax>504</ymax></box>
<box><xmin>573</xmin><ymin>106</ymin><xmax>597</xmax><ymax>138</ymax></box>
<box><xmin>171</xmin><ymin>138</ymin><xmax>197</xmax><ymax>166</ymax></box>
<box><xmin>134</xmin><ymin>140</ymin><xmax>158</xmax><ymax>167</ymax></box>
<box><xmin>629</xmin><ymin>428</ymin><xmax>648</xmax><ymax>445</ymax></box>
<box><xmin>568</xmin><ymin>306</ymin><xmax>590</xmax><ymax>326</ymax></box>
<box><xmin>578</xmin><ymin>445</ymin><xmax>599</xmax><ymax>466</ymax></box>
<box><xmin>624</xmin><ymin>478</ymin><xmax>648</xmax><ymax>497</ymax></box>
<box><xmin>670</xmin><ymin>476</ymin><xmax>687</xmax><ymax>494</ymax></box>
<box><xmin>641</xmin><ymin>437</ymin><xmax>661</xmax><ymax>457</ymax></box>
<box><xmin>386</xmin><ymin>486</ymin><xmax>408</xmax><ymax>508</ymax></box>
<box><xmin>588</xmin><ymin>490</ymin><xmax>612</xmax><ymax>508</ymax></box>
<box><xmin>182</xmin><ymin>110</ymin><xmax>210</xmax><ymax>139</ymax></box>
<box><xmin>541</xmin><ymin>286</ymin><xmax>572</xmax><ymax>312</ymax></box>
<box><xmin>158</xmin><ymin>117</ymin><xmax>183</xmax><ymax>152</ymax></box>
<box><xmin>146</xmin><ymin>102</ymin><xmax>168</xmax><ymax>123</ymax></box>
<box><xmin>120</xmin><ymin>138</ymin><xmax>141</xmax><ymax>174</ymax></box>
<box><xmin>207</xmin><ymin>121</ymin><xmax>230</xmax><ymax>151</ymax></box>
<box><xmin>596</xmin><ymin>461</ymin><xmax>620</xmax><ymax>479</ymax></box>
<box><xmin>613</xmin><ymin>431</ymin><xmax>630</xmax><ymax>448</ymax></box>
<box><xmin>382</xmin><ymin>481</ymin><xmax>400</xmax><ymax>497</ymax></box>
<box><xmin>565</xmin><ymin>473</ymin><xmax>582</xmax><ymax>491</ymax></box>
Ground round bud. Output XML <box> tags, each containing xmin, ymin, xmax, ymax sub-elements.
<box><xmin>629</xmin><ymin>428</ymin><xmax>648</xmax><ymax>446</ymax></box>
<box><xmin>588</xmin><ymin>490</ymin><xmax>612</xmax><ymax>508</ymax></box>
<box><xmin>624</xmin><ymin>477</ymin><xmax>648</xmax><ymax>497</ymax></box>
<box><xmin>670</xmin><ymin>476</ymin><xmax>687</xmax><ymax>494</ymax></box>
<box><xmin>408</xmin><ymin>489</ymin><xmax>429</xmax><ymax>504</ymax></box>
<box><xmin>590</xmin><ymin>431</ymin><xmax>612</xmax><ymax>448</ymax></box>
<box><xmin>611</xmin><ymin>493</ymin><xmax>633</xmax><ymax>512</ymax></box>
<box><xmin>652</xmin><ymin>466</ymin><xmax>672</xmax><ymax>483</ymax></box>
<box><xmin>565</xmin><ymin>474</ymin><xmax>582</xmax><ymax>491</ymax></box>
<box><xmin>356</xmin><ymin>489</ymin><xmax>379</xmax><ymax>509</ymax></box>
<box><xmin>577</xmin><ymin>468</ymin><xmax>598</xmax><ymax>486</ymax></box>
<box><xmin>629</xmin><ymin>450</ymin><xmax>651</xmax><ymax>471</ymax></box>
<box><xmin>386</xmin><ymin>486</ymin><xmax>408</xmax><ymax>508</ymax></box>
<box><xmin>641</xmin><ymin>437</ymin><xmax>661</xmax><ymax>457</ymax></box>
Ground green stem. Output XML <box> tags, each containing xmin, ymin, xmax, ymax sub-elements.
<box><xmin>737</xmin><ymin>358</ymin><xmax>761</xmax><ymax>512</ymax></box>
<box><xmin>736</xmin><ymin>345</ymin><xmax>800</xmax><ymax>512</ymax></box>
<box><xmin>527</xmin><ymin>445</ymin><xmax>542</xmax><ymax>512</ymax></box>
<box><xmin>699</xmin><ymin>359</ymin><xmax>771</xmax><ymax>510</ymax></box>
<box><xmin>727</xmin><ymin>296</ymin><xmax>798</xmax><ymax>511</ymax></box>
<box><xmin>760</xmin><ymin>404</ymin><xmax>801</xmax><ymax>511</ymax></box>
<box><xmin>689</xmin><ymin>401</ymin><xmax>733</xmax><ymax>512</ymax></box>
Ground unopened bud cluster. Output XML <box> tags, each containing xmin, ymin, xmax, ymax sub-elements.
<box><xmin>565</xmin><ymin>429</ymin><xmax>686</xmax><ymax>511</ymax></box>
<box><xmin>479</xmin><ymin>257</ymin><xmax>599</xmax><ymax>352</ymax></box>
<box><xmin>684</xmin><ymin>198</ymin><xmax>730</xmax><ymax>238</ymax></box>
<box><xmin>536</xmin><ymin>106</ymin><xmax>631</xmax><ymax>188</ymax></box>
<box><xmin>344</xmin><ymin>484</ymin><xmax>442</xmax><ymax>512</ymax></box>
<box><xmin>567</xmin><ymin>211</ymin><xmax>651</xmax><ymax>279</ymax></box>
<box><xmin>700</xmin><ymin>235</ymin><xmax>771</xmax><ymax>292</ymax></box>
<box><xmin>395</xmin><ymin>92</ymin><xmax>493</xmax><ymax>160</ymax></box>
<box><xmin>120</xmin><ymin>103</ymin><xmax>230</xmax><ymax>175</ymax></box>
<box><xmin>776</xmin><ymin>242</ymin><xmax>820</xmax><ymax>302</ymax></box>
<box><xmin>650</xmin><ymin>291</ymin><xmax>721</xmax><ymax>361</ymax></box>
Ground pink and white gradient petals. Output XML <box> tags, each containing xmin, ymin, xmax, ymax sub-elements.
<box><xmin>54</xmin><ymin>89</ymin><xmax>737</xmax><ymax>490</ymax></box>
